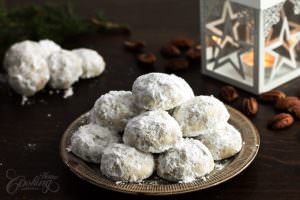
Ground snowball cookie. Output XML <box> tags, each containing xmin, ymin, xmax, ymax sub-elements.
<box><xmin>70</xmin><ymin>123</ymin><xmax>121</xmax><ymax>163</ymax></box>
<box><xmin>173</xmin><ymin>95</ymin><xmax>230</xmax><ymax>137</ymax></box>
<box><xmin>100</xmin><ymin>143</ymin><xmax>155</xmax><ymax>182</ymax></box>
<box><xmin>132</xmin><ymin>73</ymin><xmax>195</xmax><ymax>110</ymax></box>
<box><xmin>123</xmin><ymin>110</ymin><xmax>182</xmax><ymax>153</ymax></box>
<box><xmin>197</xmin><ymin>123</ymin><xmax>243</xmax><ymax>161</ymax></box>
<box><xmin>5</xmin><ymin>41</ymin><xmax>50</xmax><ymax>96</ymax></box>
<box><xmin>38</xmin><ymin>39</ymin><xmax>61</xmax><ymax>58</ymax></box>
<box><xmin>157</xmin><ymin>139</ymin><xmax>214</xmax><ymax>183</ymax></box>
<box><xmin>91</xmin><ymin>91</ymin><xmax>141</xmax><ymax>132</ymax></box>
<box><xmin>47</xmin><ymin>50</ymin><xmax>83</xmax><ymax>89</ymax></box>
<box><xmin>4</xmin><ymin>40</ymin><xmax>43</xmax><ymax>71</ymax></box>
<box><xmin>72</xmin><ymin>48</ymin><xmax>106</xmax><ymax>79</ymax></box>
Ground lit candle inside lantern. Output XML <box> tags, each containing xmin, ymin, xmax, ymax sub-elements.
<box><xmin>242</xmin><ymin>50</ymin><xmax>275</xmax><ymax>68</ymax></box>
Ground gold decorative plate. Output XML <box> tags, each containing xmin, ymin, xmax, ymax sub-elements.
<box><xmin>60</xmin><ymin>106</ymin><xmax>260</xmax><ymax>195</ymax></box>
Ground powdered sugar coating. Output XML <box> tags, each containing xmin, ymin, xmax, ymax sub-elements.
<box><xmin>157</xmin><ymin>138</ymin><xmax>214</xmax><ymax>183</ymax></box>
<box><xmin>38</xmin><ymin>39</ymin><xmax>61</xmax><ymax>58</ymax></box>
<box><xmin>5</xmin><ymin>41</ymin><xmax>50</xmax><ymax>96</ymax></box>
<box><xmin>132</xmin><ymin>73</ymin><xmax>195</xmax><ymax>110</ymax></box>
<box><xmin>173</xmin><ymin>95</ymin><xmax>230</xmax><ymax>137</ymax></box>
<box><xmin>4</xmin><ymin>40</ymin><xmax>42</xmax><ymax>71</ymax></box>
<box><xmin>72</xmin><ymin>48</ymin><xmax>106</xmax><ymax>79</ymax></box>
<box><xmin>70</xmin><ymin>123</ymin><xmax>121</xmax><ymax>163</ymax></box>
<box><xmin>47</xmin><ymin>50</ymin><xmax>83</xmax><ymax>89</ymax></box>
<box><xmin>100</xmin><ymin>143</ymin><xmax>155</xmax><ymax>182</ymax></box>
<box><xmin>197</xmin><ymin>123</ymin><xmax>243</xmax><ymax>161</ymax></box>
<box><xmin>123</xmin><ymin>110</ymin><xmax>182</xmax><ymax>153</ymax></box>
<box><xmin>91</xmin><ymin>91</ymin><xmax>142</xmax><ymax>132</ymax></box>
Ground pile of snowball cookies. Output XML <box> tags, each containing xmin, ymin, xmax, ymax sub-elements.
<box><xmin>69</xmin><ymin>73</ymin><xmax>243</xmax><ymax>183</ymax></box>
<box><xmin>4</xmin><ymin>40</ymin><xmax>105</xmax><ymax>97</ymax></box>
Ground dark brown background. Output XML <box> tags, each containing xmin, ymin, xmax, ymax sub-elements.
<box><xmin>0</xmin><ymin>0</ymin><xmax>300</xmax><ymax>199</ymax></box>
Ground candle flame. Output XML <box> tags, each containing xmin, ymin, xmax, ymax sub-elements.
<box><xmin>211</xmin><ymin>36</ymin><xmax>222</xmax><ymax>45</ymax></box>
<box><xmin>242</xmin><ymin>50</ymin><xmax>275</xmax><ymax>68</ymax></box>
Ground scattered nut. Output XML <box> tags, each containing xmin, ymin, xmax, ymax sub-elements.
<box><xmin>242</xmin><ymin>97</ymin><xmax>258</xmax><ymax>116</ymax></box>
<box><xmin>161</xmin><ymin>44</ymin><xmax>181</xmax><ymax>57</ymax></box>
<box><xmin>289</xmin><ymin>105</ymin><xmax>300</xmax><ymax>119</ymax></box>
<box><xmin>275</xmin><ymin>96</ymin><xmax>300</xmax><ymax>110</ymax></box>
<box><xmin>137</xmin><ymin>53</ymin><xmax>157</xmax><ymax>66</ymax></box>
<box><xmin>220</xmin><ymin>86</ymin><xmax>239</xmax><ymax>103</ymax></box>
<box><xmin>268</xmin><ymin>113</ymin><xmax>294</xmax><ymax>130</ymax></box>
<box><xmin>171</xmin><ymin>37</ymin><xmax>195</xmax><ymax>50</ymax></box>
<box><xmin>165</xmin><ymin>58</ymin><xmax>189</xmax><ymax>71</ymax></box>
<box><xmin>124</xmin><ymin>40</ymin><xmax>145</xmax><ymax>52</ymax></box>
<box><xmin>260</xmin><ymin>90</ymin><xmax>286</xmax><ymax>103</ymax></box>
<box><xmin>186</xmin><ymin>47</ymin><xmax>201</xmax><ymax>62</ymax></box>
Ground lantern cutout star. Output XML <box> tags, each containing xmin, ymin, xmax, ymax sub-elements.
<box><xmin>207</xmin><ymin>1</ymin><xmax>251</xmax><ymax>79</ymax></box>
<box><xmin>206</xmin><ymin>0</ymin><xmax>240</xmax><ymax>49</ymax></box>
<box><xmin>266</xmin><ymin>16</ymin><xmax>299</xmax><ymax>81</ymax></box>
<box><xmin>214</xmin><ymin>38</ymin><xmax>252</xmax><ymax>80</ymax></box>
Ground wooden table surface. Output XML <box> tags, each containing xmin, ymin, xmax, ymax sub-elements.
<box><xmin>0</xmin><ymin>0</ymin><xmax>300</xmax><ymax>199</ymax></box>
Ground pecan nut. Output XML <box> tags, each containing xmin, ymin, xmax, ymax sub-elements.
<box><xmin>268</xmin><ymin>113</ymin><xmax>294</xmax><ymax>130</ymax></box>
<box><xmin>171</xmin><ymin>37</ymin><xmax>195</xmax><ymax>50</ymax></box>
<box><xmin>220</xmin><ymin>86</ymin><xmax>239</xmax><ymax>103</ymax></box>
<box><xmin>260</xmin><ymin>90</ymin><xmax>286</xmax><ymax>102</ymax></box>
<box><xmin>288</xmin><ymin>105</ymin><xmax>300</xmax><ymax>119</ymax></box>
<box><xmin>165</xmin><ymin>58</ymin><xmax>189</xmax><ymax>71</ymax></box>
<box><xmin>161</xmin><ymin>44</ymin><xmax>181</xmax><ymax>57</ymax></box>
<box><xmin>242</xmin><ymin>97</ymin><xmax>258</xmax><ymax>116</ymax></box>
<box><xmin>137</xmin><ymin>53</ymin><xmax>157</xmax><ymax>66</ymax></box>
<box><xmin>124</xmin><ymin>40</ymin><xmax>145</xmax><ymax>52</ymax></box>
<box><xmin>186</xmin><ymin>47</ymin><xmax>201</xmax><ymax>62</ymax></box>
<box><xmin>275</xmin><ymin>96</ymin><xmax>300</xmax><ymax>110</ymax></box>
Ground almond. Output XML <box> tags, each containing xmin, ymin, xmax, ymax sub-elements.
<box><xmin>268</xmin><ymin>113</ymin><xmax>294</xmax><ymax>130</ymax></box>
<box><xmin>242</xmin><ymin>97</ymin><xmax>258</xmax><ymax>116</ymax></box>
<box><xmin>260</xmin><ymin>90</ymin><xmax>286</xmax><ymax>102</ymax></box>
<box><xmin>275</xmin><ymin>96</ymin><xmax>300</xmax><ymax>110</ymax></box>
